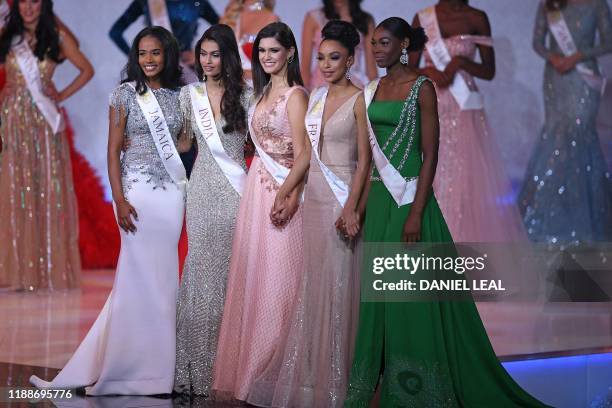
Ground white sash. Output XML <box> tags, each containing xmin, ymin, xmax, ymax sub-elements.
<box><xmin>12</xmin><ymin>38</ymin><xmax>64</xmax><ymax>134</ymax></box>
<box><xmin>248</xmin><ymin>90</ymin><xmax>302</xmax><ymax>199</ymax></box>
<box><xmin>364</xmin><ymin>80</ymin><xmax>418</xmax><ymax>207</ymax></box>
<box><xmin>189</xmin><ymin>82</ymin><xmax>247</xmax><ymax>196</ymax></box>
<box><xmin>147</xmin><ymin>0</ymin><xmax>172</xmax><ymax>30</ymax></box>
<box><xmin>0</xmin><ymin>1</ymin><xmax>9</xmax><ymax>31</ymax></box>
<box><xmin>419</xmin><ymin>6</ymin><xmax>483</xmax><ymax>110</ymax></box>
<box><xmin>129</xmin><ymin>83</ymin><xmax>187</xmax><ymax>195</ymax></box>
<box><xmin>305</xmin><ymin>87</ymin><xmax>350</xmax><ymax>206</ymax></box>
<box><xmin>547</xmin><ymin>9</ymin><xmax>607</xmax><ymax>94</ymax></box>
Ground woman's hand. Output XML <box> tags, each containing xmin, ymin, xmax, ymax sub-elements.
<box><xmin>116</xmin><ymin>199</ymin><xmax>138</xmax><ymax>233</ymax></box>
<box><xmin>336</xmin><ymin>208</ymin><xmax>360</xmax><ymax>239</ymax></box>
<box><xmin>443</xmin><ymin>56</ymin><xmax>466</xmax><ymax>81</ymax></box>
<box><xmin>270</xmin><ymin>191</ymin><xmax>299</xmax><ymax>228</ymax></box>
<box><xmin>44</xmin><ymin>83</ymin><xmax>60</xmax><ymax>103</ymax></box>
<box><xmin>402</xmin><ymin>210</ymin><xmax>422</xmax><ymax>243</ymax></box>
<box><xmin>421</xmin><ymin>67</ymin><xmax>451</xmax><ymax>88</ymax></box>
<box><xmin>549</xmin><ymin>53</ymin><xmax>581</xmax><ymax>74</ymax></box>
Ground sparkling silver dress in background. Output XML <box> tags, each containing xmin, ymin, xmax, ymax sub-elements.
<box><xmin>174</xmin><ymin>85</ymin><xmax>252</xmax><ymax>395</ymax></box>
<box><xmin>519</xmin><ymin>0</ymin><xmax>612</xmax><ymax>243</ymax></box>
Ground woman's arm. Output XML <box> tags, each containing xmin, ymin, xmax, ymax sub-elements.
<box><xmin>109</xmin><ymin>1</ymin><xmax>143</xmax><ymax>55</ymax></box>
<box><xmin>533</xmin><ymin>2</ymin><xmax>553</xmax><ymax>61</ymax></box>
<box><xmin>177</xmin><ymin>87</ymin><xmax>194</xmax><ymax>153</ymax></box>
<box><xmin>363</xmin><ymin>17</ymin><xmax>378</xmax><ymax>81</ymax></box>
<box><xmin>409</xmin><ymin>13</ymin><xmax>451</xmax><ymax>88</ymax></box>
<box><xmin>336</xmin><ymin>94</ymin><xmax>372</xmax><ymax>238</ymax></box>
<box><xmin>55</xmin><ymin>16</ymin><xmax>79</xmax><ymax>47</ymax></box>
<box><xmin>300</xmin><ymin>12</ymin><xmax>317</xmax><ymax>89</ymax></box>
<box><xmin>270</xmin><ymin>88</ymin><xmax>310</xmax><ymax>226</ymax></box>
<box><xmin>443</xmin><ymin>11</ymin><xmax>495</xmax><ymax>81</ymax></box>
<box><xmin>402</xmin><ymin>81</ymin><xmax>439</xmax><ymax>242</ymax></box>
<box><xmin>108</xmin><ymin>105</ymin><xmax>138</xmax><ymax>233</ymax></box>
<box><xmin>579</xmin><ymin>0</ymin><xmax>612</xmax><ymax>60</ymax></box>
<box><xmin>57</xmin><ymin>29</ymin><xmax>94</xmax><ymax>102</ymax></box>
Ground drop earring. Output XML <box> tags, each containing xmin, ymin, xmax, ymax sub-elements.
<box><xmin>400</xmin><ymin>48</ymin><xmax>408</xmax><ymax>65</ymax></box>
<box><xmin>345</xmin><ymin>66</ymin><xmax>352</xmax><ymax>80</ymax></box>
<box><xmin>287</xmin><ymin>54</ymin><xmax>294</xmax><ymax>64</ymax></box>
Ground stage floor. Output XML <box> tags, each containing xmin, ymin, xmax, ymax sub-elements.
<box><xmin>0</xmin><ymin>269</ymin><xmax>610</xmax><ymax>407</ymax></box>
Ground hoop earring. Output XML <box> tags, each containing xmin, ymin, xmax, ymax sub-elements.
<box><xmin>400</xmin><ymin>48</ymin><xmax>408</xmax><ymax>65</ymax></box>
<box><xmin>345</xmin><ymin>67</ymin><xmax>352</xmax><ymax>80</ymax></box>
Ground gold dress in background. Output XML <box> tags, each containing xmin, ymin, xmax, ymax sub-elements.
<box><xmin>0</xmin><ymin>50</ymin><xmax>81</xmax><ymax>291</ymax></box>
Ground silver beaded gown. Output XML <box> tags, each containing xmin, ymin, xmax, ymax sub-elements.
<box><xmin>519</xmin><ymin>0</ymin><xmax>612</xmax><ymax>243</ymax></box>
<box><xmin>174</xmin><ymin>85</ymin><xmax>252</xmax><ymax>395</ymax></box>
<box><xmin>30</xmin><ymin>83</ymin><xmax>185</xmax><ymax>395</ymax></box>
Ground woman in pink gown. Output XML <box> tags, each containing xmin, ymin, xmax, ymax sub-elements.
<box><xmin>410</xmin><ymin>0</ymin><xmax>525</xmax><ymax>242</ymax></box>
<box><xmin>212</xmin><ymin>22</ymin><xmax>309</xmax><ymax>402</ymax></box>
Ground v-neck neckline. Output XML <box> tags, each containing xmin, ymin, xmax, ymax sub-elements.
<box><xmin>321</xmin><ymin>90</ymin><xmax>360</xmax><ymax>135</ymax></box>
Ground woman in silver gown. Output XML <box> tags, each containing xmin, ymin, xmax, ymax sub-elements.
<box><xmin>174</xmin><ymin>24</ymin><xmax>252</xmax><ymax>396</ymax></box>
<box><xmin>519</xmin><ymin>0</ymin><xmax>612</xmax><ymax>243</ymax></box>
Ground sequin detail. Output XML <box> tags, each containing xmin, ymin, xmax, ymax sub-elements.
<box><xmin>174</xmin><ymin>85</ymin><xmax>252</xmax><ymax>396</ymax></box>
<box><xmin>518</xmin><ymin>0</ymin><xmax>612</xmax><ymax>244</ymax></box>
<box><xmin>109</xmin><ymin>83</ymin><xmax>182</xmax><ymax>194</ymax></box>
<box><xmin>0</xmin><ymin>49</ymin><xmax>80</xmax><ymax>290</ymax></box>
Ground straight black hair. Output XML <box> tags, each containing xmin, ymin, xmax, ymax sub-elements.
<box><xmin>251</xmin><ymin>22</ymin><xmax>304</xmax><ymax>96</ymax></box>
<box><xmin>121</xmin><ymin>26</ymin><xmax>183</xmax><ymax>95</ymax></box>
<box><xmin>195</xmin><ymin>24</ymin><xmax>247</xmax><ymax>134</ymax></box>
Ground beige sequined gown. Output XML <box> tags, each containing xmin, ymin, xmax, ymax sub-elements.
<box><xmin>0</xmin><ymin>49</ymin><xmax>80</xmax><ymax>291</ymax></box>
<box><xmin>174</xmin><ymin>85</ymin><xmax>251</xmax><ymax>396</ymax></box>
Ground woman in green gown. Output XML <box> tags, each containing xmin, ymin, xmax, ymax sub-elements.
<box><xmin>345</xmin><ymin>17</ymin><xmax>547</xmax><ymax>407</ymax></box>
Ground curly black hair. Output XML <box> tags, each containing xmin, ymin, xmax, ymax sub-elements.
<box><xmin>195</xmin><ymin>24</ymin><xmax>247</xmax><ymax>134</ymax></box>
<box><xmin>0</xmin><ymin>0</ymin><xmax>61</xmax><ymax>63</ymax></box>
<box><xmin>121</xmin><ymin>26</ymin><xmax>183</xmax><ymax>95</ymax></box>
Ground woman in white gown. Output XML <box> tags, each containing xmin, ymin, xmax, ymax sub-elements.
<box><xmin>30</xmin><ymin>26</ymin><xmax>186</xmax><ymax>396</ymax></box>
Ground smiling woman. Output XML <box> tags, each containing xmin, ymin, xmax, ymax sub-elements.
<box><xmin>211</xmin><ymin>22</ymin><xmax>310</xmax><ymax>403</ymax></box>
<box><xmin>30</xmin><ymin>26</ymin><xmax>187</xmax><ymax>396</ymax></box>
<box><xmin>174</xmin><ymin>23</ymin><xmax>252</xmax><ymax>397</ymax></box>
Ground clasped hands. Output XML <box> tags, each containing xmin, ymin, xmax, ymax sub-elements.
<box><xmin>270</xmin><ymin>190</ymin><xmax>300</xmax><ymax>229</ymax></box>
<box><xmin>423</xmin><ymin>56</ymin><xmax>467</xmax><ymax>88</ymax></box>
<box><xmin>270</xmin><ymin>190</ymin><xmax>361</xmax><ymax>239</ymax></box>
<box><xmin>548</xmin><ymin>52</ymin><xmax>582</xmax><ymax>74</ymax></box>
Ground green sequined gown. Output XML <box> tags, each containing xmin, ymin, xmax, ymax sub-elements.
<box><xmin>344</xmin><ymin>77</ymin><xmax>546</xmax><ymax>407</ymax></box>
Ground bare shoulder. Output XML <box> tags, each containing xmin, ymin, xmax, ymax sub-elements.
<box><xmin>287</xmin><ymin>87</ymin><xmax>309</xmax><ymax>113</ymax></box>
<box><xmin>466</xmin><ymin>7</ymin><xmax>491</xmax><ymax>34</ymax></box>
<box><xmin>417</xmin><ymin>80</ymin><xmax>437</xmax><ymax>105</ymax></box>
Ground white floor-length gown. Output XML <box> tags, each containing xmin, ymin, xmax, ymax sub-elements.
<box><xmin>30</xmin><ymin>83</ymin><xmax>185</xmax><ymax>396</ymax></box>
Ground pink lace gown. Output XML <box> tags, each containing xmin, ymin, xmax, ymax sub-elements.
<box><xmin>426</xmin><ymin>35</ymin><xmax>526</xmax><ymax>242</ymax></box>
<box><xmin>212</xmin><ymin>86</ymin><xmax>306</xmax><ymax>401</ymax></box>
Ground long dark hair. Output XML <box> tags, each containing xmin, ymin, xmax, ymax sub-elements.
<box><xmin>322</xmin><ymin>0</ymin><xmax>373</xmax><ymax>35</ymax></box>
<box><xmin>0</xmin><ymin>0</ymin><xmax>61</xmax><ymax>63</ymax></box>
<box><xmin>251</xmin><ymin>22</ymin><xmax>303</xmax><ymax>96</ymax></box>
<box><xmin>195</xmin><ymin>24</ymin><xmax>247</xmax><ymax>134</ymax></box>
<box><xmin>378</xmin><ymin>17</ymin><xmax>428</xmax><ymax>53</ymax></box>
<box><xmin>121</xmin><ymin>26</ymin><xmax>183</xmax><ymax>95</ymax></box>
